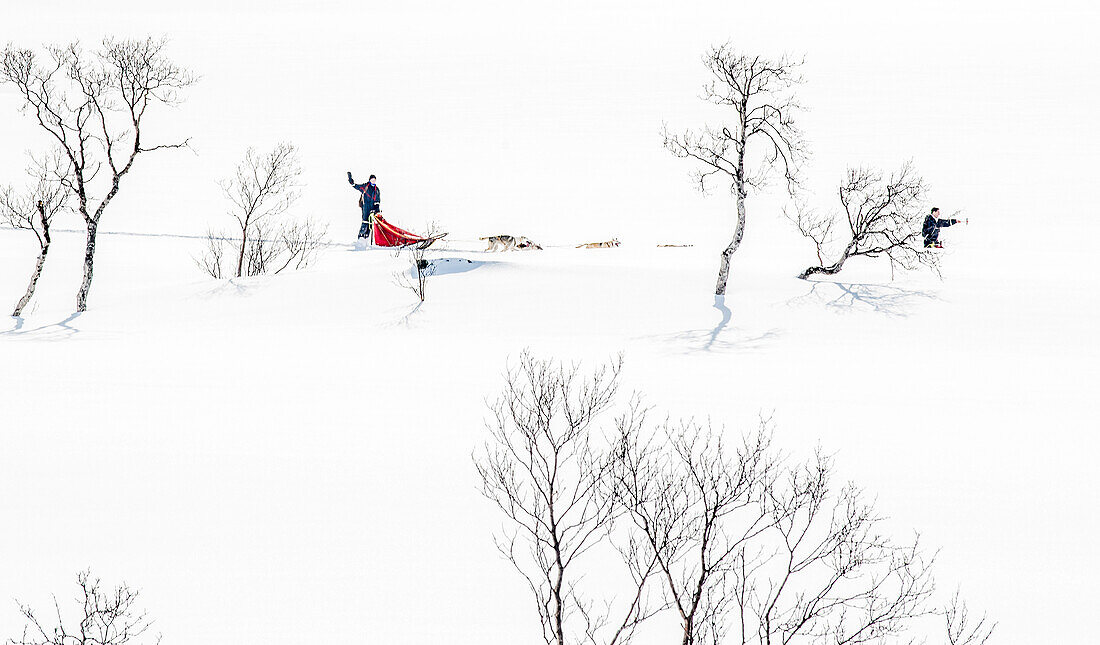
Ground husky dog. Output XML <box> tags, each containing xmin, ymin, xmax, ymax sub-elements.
<box><xmin>576</xmin><ymin>238</ymin><xmax>620</xmax><ymax>249</ymax></box>
<box><xmin>480</xmin><ymin>235</ymin><xmax>542</xmax><ymax>251</ymax></box>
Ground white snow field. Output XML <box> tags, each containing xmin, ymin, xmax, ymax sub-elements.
<box><xmin>1</xmin><ymin>214</ymin><xmax>1097</xmax><ymax>644</ymax></box>
<box><xmin>3</xmin><ymin>1</ymin><xmax>1099</xmax><ymax>643</ymax></box>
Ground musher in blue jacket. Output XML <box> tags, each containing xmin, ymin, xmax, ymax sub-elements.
<box><xmin>922</xmin><ymin>207</ymin><xmax>960</xmax><ymax>248</ymax></box>
<box><xmin>348</xmin><ymin>172</ymin><xmax>380</xmax><ymax>239</ymax></box>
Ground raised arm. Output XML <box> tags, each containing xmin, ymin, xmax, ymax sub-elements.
<box><xmin>348</xmin><ymin>173</ymin><xmax>368</xmax><ymax>193</ymax></box>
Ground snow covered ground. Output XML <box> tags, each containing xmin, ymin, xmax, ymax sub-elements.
<box><xmin>3</xmin><ymin>1</ymin><xmax>1099</xmax><ymax>642</ymax></box>
<box><xmin>2</xmin><ymin>217</ymin><xmax>1097</xmax><ymax>643</ymax></box>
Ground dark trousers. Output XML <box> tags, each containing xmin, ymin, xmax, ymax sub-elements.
<box><xmin>923</xmin><ymin>229</ymin><xmax>940</xmax><ymax>247</ymax></box>
<box><xmin>358</xmin><ymin>211</ymin><xmax>376</xmax><ymax>239</ymax></box>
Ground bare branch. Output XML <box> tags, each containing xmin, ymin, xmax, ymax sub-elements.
<box><xmin>1</xmin><ymin>37</ymin><xmax>195</xmax><ymax>311</ymax></box>
<box><xmin>794</xmin><ymin>162</ymin><xmax>942</xmax><ymax>280</ymax></box>
<box><xmin>474</xmin><ymin>354</ymin><xmax>659</xmax><ymax>645</ymax></box>
<box><xmin>10</xmin><ymin>570</ymin><xmax>161</xmax><ymax>645</ymax></box>
<box><xmin>664</xmin><ymin>44</ymin><xmax>808</xmax><ymax>295</ymax></box>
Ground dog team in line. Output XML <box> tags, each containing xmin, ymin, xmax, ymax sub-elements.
<box><xmin>351</xmin><ymin>172</ymin><xmax>961</xmax><ymax>251</ymax></box>
<box><xmin>348</xmin><ymin>171</ymin><xmax>619</xmax><ymax>251</ymax></box>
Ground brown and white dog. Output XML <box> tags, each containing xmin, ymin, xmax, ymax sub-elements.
<box><xmin>576</xmin><ymin>238</ymin><xmax>620</xmax><ymax>249</ymax></box>
<box><xmin>480</xmin><ymin>235</ymin><xmax>543</xmax><ymax>251</ymax></box>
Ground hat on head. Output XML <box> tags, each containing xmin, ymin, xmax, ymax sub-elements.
<box><xmin>369</xmin><ymin>174</ymin><xmax>377</xmax><ymax>180</ymax></box>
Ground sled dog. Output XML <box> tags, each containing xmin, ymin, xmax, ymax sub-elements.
<box><xmin>576</xmin><ymin>238</ymin><xmax>620</xmax><ymax>249</ymax></box>
<box><xmin>480</xmin><ymin>235</ymin><xmax>542</xmax><ymax>251</ymax></box>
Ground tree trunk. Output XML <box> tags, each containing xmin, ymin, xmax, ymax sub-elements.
<box><xmin>553</xmin><ymin>561</ymin><xmax>565</xmax><ymax>645</ymax></box>
<box><xmin>797</xmin><ymin>243</ymin><xmax>854</xmax><ymax>280</ymax></box>
<box><xmin>13</xmin><ymin>241</ymin><xmax>50</xmax><ymax>317</ymax></box>
<box><xmin>714</xmin><ymin>190</ymin><xmax>747</xmax><ymax>296</ymax></box>
<box><xmin>798</xmin><ymin>262</ymin><xmax>843</xmax><ymax>280</ymax></box>
<box><xmin>236</xmin><ymin>226</ymin><xmax>248</xmax><ymax>278</ymax></box>
<box><xmin>76</xmin><ymin>219</ymin><xmax>98</xmax><ymax>312</ymax></box>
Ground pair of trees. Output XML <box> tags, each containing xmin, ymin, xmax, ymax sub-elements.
<box><xmin>664</xmin><ymin>45</ymin><xmax>942</xmax><ymax>291</ymax></box>
<box><xmin>1</xmin><ymin>38</ymin><xmax>195</xmax><ymax>314</ymax></box>
<box><xmin>474</xmin><ymin>354</ymin><xmax>995</xmax><ymax>645</ymax></box>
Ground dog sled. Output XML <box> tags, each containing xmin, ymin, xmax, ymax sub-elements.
<box><xmin>372</xmin><ymin>214</ymin><xmax>448</xmax><ymax>249</ymax></box>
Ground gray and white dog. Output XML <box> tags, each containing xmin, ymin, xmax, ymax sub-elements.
<box><xmin>480</xmin><ymin>235</ymin><xmax>543</xmax><ymax>251</ymax></box>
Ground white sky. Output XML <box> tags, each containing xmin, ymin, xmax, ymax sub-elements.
<box><xmin>3</xmin><ymin>0</ymin><xmax>1097</xmax><ymax>248</ymax></box>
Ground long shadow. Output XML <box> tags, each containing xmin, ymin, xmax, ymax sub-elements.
<box><xmin>0</xmin><ymin>312</ymin><xmax>83</xmax><ymax>341</ymax></box>
<box><xmin>707</xmin><ymin>294</ymin><xmax>733</xmax><ymax>350</ymax></box>
<box><xmin>787</xmin><ymin>280</ymin><xmax>940</xmax><ymax>317</ymax></box>
<box><xmin>641</xmin><ymin>295</ymin><xmax>782</xmax><ymax>354</ymax></box>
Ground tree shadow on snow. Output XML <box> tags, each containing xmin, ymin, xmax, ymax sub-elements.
<box><xmin>786</xmin><ymin>280</ymin><xmax>939</xmax><ymax>317</ymax></box>
<box><xmin>192</xmin><ymin>278</ymin><xmax>266</xmax><ymax>300</ymax></box>
<box><xmin>390</xmin><ymin>301</ymin><xmax>424</xmax><ymax>328</ymax></box>
<box><xmin>643</xmin><ymin>296</ymin><xmax>782</xmax><ymax>354</ymax></box>
<box><xmin>0</xmin><ymin>312</ymin><xmax>83</xmax><ymax>341</ymax></box>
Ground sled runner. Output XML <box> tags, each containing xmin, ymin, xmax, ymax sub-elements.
<box><xmin>371</xmin><ymin>214</ymin><xmax>448</xmax><ymax>249</ymax></box>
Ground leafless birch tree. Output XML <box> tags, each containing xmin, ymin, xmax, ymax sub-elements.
<box><xmin>790</xmin><ymin>163</ymin><xmax>939</xmax><ymax>280</ymax></box>
<box><xmin>198</xmin><ymin>143</ymin><xmax>327</xmax><ymax>278</ymax></box>
<box><xmin>221</xmin><ymin>143</ymin><xmax>300</xmax><ymax>278</ymax></box>
<box><xmin>612</xmin><ymin>418</ymin><xmax>777</xmax><ymax>645</ymax></box>
<box><xmin>0</xmin><ymin>37</ymin><xmax>196</xmax><ymax>312</ymax></box>
<box><xmin>2</xmin><ymin>155</ymin><xmax>69</xmax><ymax>317</ymax></box>
<box><xmin>476</xmin><ymin>357</ymin><xmax>994</xmax><ymax>645</ymax></box>
<box><xmin>746</xmin><ymin>451</ymin><xmax>936</xmax><ymax>645</ymax></box>
<box><xmin>474</xmin><ymin>354</ymin><xmax>659</xmax><ymax>645</ymax></box>
<box><xmin>245</xmin><ymin>217</ymin><xmax>327</xmax><ymax>275</ymax></box>
<box><xmin>8</xmin><ymin>570</ymin><xmax>160</xmax><ymax>645</ymax></box>
<box><xmin>664</xmin><ymin>44</ymin><xmax>807</xmax><ymax>296</ymax></box>
<box><xmin>613</xmin><ymin>420</ymin><xmax>946</xmax><ymax>645</ymax></box>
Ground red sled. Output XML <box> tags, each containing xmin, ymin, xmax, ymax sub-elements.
<box><xmin>372</xmin><ymin>214</ymin><xmax>447</xmax><ymax>249</ymax></box>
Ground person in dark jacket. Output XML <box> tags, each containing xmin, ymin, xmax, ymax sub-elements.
<box><xmin>348</xmin><ymin>172</ymin><xmax>381</xmax><ymax>239</ymax></box>
<box><xmin>922</xmin><ymin>207</ymin><xmax>960</xmax><ymax>248</ymax></box>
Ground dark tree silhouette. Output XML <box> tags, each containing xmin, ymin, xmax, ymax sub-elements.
<box><xmin>1</xmin><ymin>37</ymin><xmax>195</xmax><ymax>311</ymax></box>
<box><xmin>665</xmin><ymin>44</ymin><xmax>807</xmax><ymax>296</ymax></box>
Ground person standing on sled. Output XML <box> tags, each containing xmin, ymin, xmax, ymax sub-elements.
<box><xmin>922</xmin><ymin>207</ymin><xmax>961</xmax><ymax>248</ymax></box>
<box><xmin>348</xmin><ymin>172</ymin><xmax>380</xmax><ymax>240</ymax></box>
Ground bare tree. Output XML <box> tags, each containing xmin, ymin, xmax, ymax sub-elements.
<box><xmin>943</xmin><ymin>592</ymin><xmax>996</xmax><ymax>645</ymax></box>
<box><xmin>8</xmin><ymin>570</ymin><xmax>160</xmax><ymax>645</ymax></box>
<box><xmin>197</xmin><ymin>143</ymin><xmax>328</xmax><ymax>279</ymax></box>
<box><xmin>664</xmin><ymin>44</ymin><xmax>807</xmax><ymax>296</ymax></box>
<box><xmin>2</xmin><ymin>154</ymin><xmax>69</xmax><ymax>317</ymax></box>
<box><xmin>747</xmin><ymin>451</ymin><xmax>936</xmax><ymax>645</ymax></box>
<box><xmin>246</xmin><ymin>217</ymin><xmax>328</xmax><ymax>276</ymax></box>
<box><xmin>474</xmin><ymin>354</ymin><xmax>658</xmax><ymax>645</ymax></box>
<box><xmin>0</xmin><ymin>38</ymin><xmax>196</xmax><ymax>312</ymax></box>
<box><xmin>613</xmin><ymin>419</ymin><xmax>946</xmax><ymax>645</ymax></box>
<box><xmin>612</xmin><ymin>418</ymin><xmax>776</xmax><ymax>645</ymax></box>
<box><xmin>197</xmin><ymin>230</ymin><xmax>227</xmax><ymax>279</ymax></box>
<box><xmin>220</xmin><ymin>143</ymin><xmax>301</xmax><ymax>278</ymax></box>
<box><xmin>394</xmin><ymin>244</ymin><xmax>434</xmax><ymax>302</ymax></box>
<box><xmin>393</xmin><ymin>223</ymin><xmax>444</xmax><ymax>302</ymax></box>
<box><xmin>475</xmin><ymin>357</ymin><xmax>994</xmax><ymax>645</ymax></box>
<box><xmin>790</xmin><ymin>163</ymin><xmax>939</xmax><ymax>280</ymax></box>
